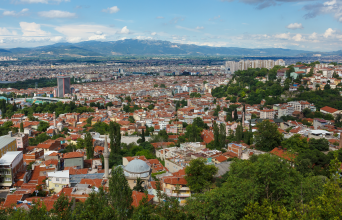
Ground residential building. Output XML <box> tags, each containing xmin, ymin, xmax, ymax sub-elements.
<box><xmin>47</xmin><ymin>170</ymin><xmax>70</xmax><ymax>193</ymax></box>
<box><xmin>62</xmin><ymin>152</ymin><xmax>84</xmax><ymax>169</ymax></box>
<box><xmin>0</xmin><ymin>136</ymin><xmax>17</xmax><ymax>158</ymax></box>
<box><xmin>260</xmin><ymin>109</ymin><xmax>275</xmax><ymax>119</ymax></box>
<box><xmin>0</xmin><ymin>151</ymin><xmax>25</xmax><ymax>188</ymax></box>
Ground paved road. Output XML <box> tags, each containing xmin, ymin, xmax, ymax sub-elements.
<box><xmin>0</xmin><ymin>189</ymin><xmax>9</xmax><ymax>198</ymax></box>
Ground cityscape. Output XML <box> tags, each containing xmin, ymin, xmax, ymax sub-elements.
<box><xmin>0</xmin><ymin>0</ymin><xmax>342</xmax><ymax>219</ymax></box>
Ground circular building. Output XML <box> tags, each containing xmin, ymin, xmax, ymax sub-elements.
<box><xmin>124</xmin><ymin>159</ymin><xmax>151</xmax><ymax>189</ymax></box>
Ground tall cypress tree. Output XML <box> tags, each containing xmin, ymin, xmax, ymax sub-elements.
<box><xmin>219</xmin><ymin>123</ymin><xmax>226</xmax><ymax>149</ymax></box>
<box><xmin>109</xmin><ymin>166</ymin><xmax>133</xmax><ymax>220</ymax></box>
<box><xmin>141</xmin><ymin>129</ymin><xmax>145</xmax><ymax>143</ymax></box>
<box><xmin>20</xmin><ymin>122</ymin><xmax>24</xmax><ymax>133</ymax></box>
<box><xmin>85</xmin><ymin>132</ymin><xmax>94</xmax><ymax>159</ymax></box>
<box><xmin>234</xmin><ymin>109</ymin><xmax>238</xmax><ymax>121</ymax></box>
<box><xmin>213</xmin><ymin>122</ymin><xmax>220</xmax><ymax>149</ymax></box>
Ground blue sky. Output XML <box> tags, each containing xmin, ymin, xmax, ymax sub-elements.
<box><xmin>0</xmin><ymin>0</ymin><xmax>341</xmax><ymax>51</ymax></box>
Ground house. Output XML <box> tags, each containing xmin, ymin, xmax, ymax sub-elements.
<box><xmin>62</xmin><ymin>152</ymin><xmax>84</xmax><ymax>169</ymax></box>
<box><xmin>320</xmin><ymin>106</ymin><xmax>340</xmax><ymax>117</ymax></box>
<box><xmin>161</xmin><ymin>169</ymin><xmax>190</xmax><ymax>205</ymax></box>
<box><xmin>0</xmin><ymin>151</ymin><xmax>25</xmax><ymax>188</ymax></box>
<box><xmin>47</xmin><ymin>170</ymin><xmax>70</xmax><ymax>193</ymax></box>
<box><xmin>131</xmin><ymin>191</ymin><xmax>154</xmax><ymax>207</ymax></box>
<box><xmin>36</xmin><ymin>140</ymin><xmax>61</xmax><ymax>153</ymax></box>
<box><xmin>212</xmin><ymin>155</ymin><xmax>228</xmax><ymax>164</ymax></box>
<box><xmin>260</xmin><ymin>109</ymin><xmax>275</xmax><ymax>119</ymax></box>
<box><xmin>0</xmin><ymin>136</ymin><xmax>17</xmax><ymax>158</ymax></box>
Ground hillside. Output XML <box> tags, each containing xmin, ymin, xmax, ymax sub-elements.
<box><xmin>0</xmin><ymin>39</ymin><xmax>336</xmax><ymax>57</ymax></box>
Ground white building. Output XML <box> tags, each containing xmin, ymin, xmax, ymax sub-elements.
<box><xmin>47</xmin><ymin>170</ymin><xmax>70</xmax><ymax>193</ymax></box>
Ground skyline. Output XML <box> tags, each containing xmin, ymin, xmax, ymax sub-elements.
<box><xmin>0</xmin><ymin>0</ymin><xmax>341</xmax><ymax>51</ymax></box>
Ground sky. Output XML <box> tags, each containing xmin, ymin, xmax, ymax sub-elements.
<box><xmin>0</xmin><ymin>0</ymin><xmax>341</xmax><ymax>51</ymax></box>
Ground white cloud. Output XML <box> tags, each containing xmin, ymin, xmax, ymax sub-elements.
<box><xmin>275</xmin><ymin>33</ymin><xmax>291</xmax><ymax>39</ymax></box>
<box><xmin>304</xmin><ymin>0</ymin><xmax>342</xmax><ymax>22</ymax></box>
<box><xmin>20</xmin><ymin>22</ymin><xmax>49</xmax><ymax>36</ymax></box>
<box><xmin>19</xmin><ymin>0</ymin><xmax>69</xmax><ymax>3</ymax></box>
<box><xmin>54</xmin><ymin>24</ymin><xmax>118</xmax><ymax>42</ymax></box>
<box><xmin>151</xmin><ymin>32</ymin><xmax>157</xmax><ymax>36</ymax></box>
<box><xmin>3</xmin><ymin>8</ymin><xmax>29</xmax><ymax>16</ymax></box>
<box><xmin>196</xmin><ymin>26</ymin><xmax>204</xmax><ymax>30</ymax></box>
<box><xmin>323</xmin><ymin>28</ymin><xmax>336</xmax><ymax>38</ymax></box>
<box><xmin>309</xmin><ymin>32</ymin><xmax>317</xmax><ymax>39</ymax></box>
<box><xmin>0</xmin><ymin>28</ymin><xmax>17</xmax><ymax>36</ymax></box>
<box><xmin>156</xmin><ymin>16</ymin><xmax>164</xmax><ymax>19</ymax></box>
<box><xmin>292</xmin><ymin>34</ymin><xmax>303</xmax><ymax>41</ymax></box>
<box><xmin>102</xmin><ymin>6</ymin><xmax>120</xmax><ymax>14</ymax></box>
<box><xmin>50</xmin><ymin>36</ymin><xmax>63</xmax><ymax>42</ymax></box>
<box><xmin>88</xmin><ymin>34</ymin><xmax>106</xmax><ymax>41</ymax></box>
<box><xmin>286</xmin><ymin>23</ymin><xmax>304</xmax><ymax>30</ymax></box>
<box><xmin>38</xmin><ymin>10</ymin><xmax>76</xmax><ymax>18</ymax></box>
<box><xmin>120</xmin><ymin>26</ymin><xmax>129</xmax><ymax>34</ymax></box>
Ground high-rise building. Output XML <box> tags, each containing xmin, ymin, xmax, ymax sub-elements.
<box><xmin>57</xmin><ymin>76</ymin><xmax>70</xmax><ymax>98</ymax></box>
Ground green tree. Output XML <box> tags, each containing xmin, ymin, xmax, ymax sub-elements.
<box><xmin>254</xmin><ymin>120</ymin><xmax>283</xmax><ymax>151</ymax></box>
<box><xmin>309</xmin><ymin>138</ymin><xmax>329</xmax><ymax>151</ymax></box>
<box><xmin>84</xmin><ymin>132</ymin><xmax>94</xmax><ymax>159</ymax></box>
<box><xmin>219</xmin><ymin>123</ymin><xmax>226</xmax><ymax>149</ymax></box>
<box><xmin>213</xmin><ymin>122</ymin><xmax>220</xmax><ymax>149</ymax></box>
<box><xmin>20</xmin><ymin>122</ymin><xmax>24</xmax><ymax>133</ymax></box>
<box><xmin>128</xmin><ymin>116</ymin><xmax>135</xmax><ymax>123</ymax></box>
<box><xmin>109</xmin><ymin>166</ymin><xmax>133</xmax><ymax>220</ymax></box>
<box><xmin>185</xmin><ymin>158</ymin><xmax>218</xmax><ymax>193</ymax></box>
<box><xmin>109</xmin><ymin>121</ymin><xmax>121</xmax><ymax>154</ymax></box>
<box><xmin>50</xmin><ymin>192</ymin><xmax>73</xmax><ymax>219</ymax></box>
<box><xmin>133</xmin><ymin>177</ymin><xmax>145</xmax><ymax>192</ymax></box>
<box><xmin>37</xmin><ymin>121</ymin><xmax>50</xmax><ymax>132</ymax></box>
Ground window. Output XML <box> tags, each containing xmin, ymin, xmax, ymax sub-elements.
<box><xmin>5</xmin><ymin>178</ymin><xmax>11</xmax><ymax>181</ymax></box>
<box><xmin>56</xmin><ymin>178</ymin><xmax>59</xmax><ymax>181</ymax></box>
<box><xmin>55</xmin><ymin>184</ymin><xmax>59</xmax><ymax>187</ymax></box>
<box><xmin>62</xmin><ymin>179</ymin><xmax>66</xmax><ymax>182</ymax></box>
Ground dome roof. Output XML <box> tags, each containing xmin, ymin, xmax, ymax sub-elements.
<box><xmin>124</xmin><ymin>159</ymin><xmax>150</xmax><ymax>173</ymax></box>
<box><xmin>57</xmin><ymin>122</ymin><xmax>63</xmax><ymax>126</ymax></box>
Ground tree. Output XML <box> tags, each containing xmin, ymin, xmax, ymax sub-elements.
<box><xmin>281</xmin><ymin>134</ymin><xmax>309</xmax><ymax>153</ymax></box>
<box><xmin>109</xmin><ymin>166</ymin><xmax>133</xmax><ymax>220</ymax></box>
<box><xmin>254</xmin><ymin>120</ymin><xmax>283</xmax><ymax>151</ymax></box>
<box><xmin>234</xmin><ymin>109</ymin><xmax>238</xmax><ymax>121</ymax></box>
<box><xmin>213</xmin><ymin>122</ymin><xmax>220</xmax><ymax>149</ymax></box>
<box><xmin>128</xmin><ymin>116</ymin><xmax>135</xmax><ymax>123</ymax></box>
<box><xmin>133</xmin><ymin>177</ymin><xmax>145</xmax><ymax>192</ymax></box>
<box><xmin>309</xmin><ymin>138</ymin><xmax>329</xmax><ymax>151</ymax></box>
<box><xmin>109</xmin><ymin>121</ymin><xmax>121</xmax><ymax>154</ymax></box>
<box><xmin>84</xmin><ymin>132</ymin><xmax>94</xmax><ymax>159</ymax></box>
<box><xmin>20</xmin><ymin>122</ymin><xmax>24</xmax><ymax>133</ymax></box>
<box><xmin>219</xmin><ymin>123</ymin><xmax>226</xmax><ymax>149</ymax></box>
<box><xmin>50</xmin><ymin>192</ymin><xmax>73</xmax><ymax>219</ymax></box>
<box><xmin>185</xmin><ymin>158</ymin><xmax>218</xmax><ymax>193</ymax></box>
<box><xmin>324</xmin><ymin>84</ymin><xmax>331</xmax><ymax>90</ymax></box>
<box><xmin>37</xmin><ymin>121</ymin><xmax>50</xmax><ymax>132</ymax></box>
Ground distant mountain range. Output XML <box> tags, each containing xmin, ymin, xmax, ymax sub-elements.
<box><xmin>0</xmin><ymin>39</ymin><xmax>341</xmax><ymax>58</ymax></box>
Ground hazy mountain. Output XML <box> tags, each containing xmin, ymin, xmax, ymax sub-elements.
<box><xmin>0</xmin><ymin>39</ymin><xmax>338</xmax><ymax>57</ymax></box>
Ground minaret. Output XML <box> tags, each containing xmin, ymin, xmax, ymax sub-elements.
<box><xmin>103</xmin><ymin>135</ymin><xmax>110</xmax><ymax>179</ymax></box>
<box><xmin>53</xmin><ymin>112</ymin><xmax>56</xmax><ymax>127</ymax></box>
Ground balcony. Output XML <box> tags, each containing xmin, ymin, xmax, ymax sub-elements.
<box><xmin>166</xmin><ymin>192</ymin><xmax>191</xmax><ymax>197</ymax></box>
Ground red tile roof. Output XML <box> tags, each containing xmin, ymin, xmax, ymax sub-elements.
<box><xmin>63</xmin><ymin>152</ymin><xmax>84</xmax><ymax>159</ymax></box>
<box><xmin>321</xmin><ymin>106</ymin><xmax>338</xmax><ymax>114</ymax></box>
<box><xmin>270</xmin><ymin>147</ymin><xmax>296</xmax><ymax>161</ymax></box>
<box><xmin>3</xmin><ymin>194</ymin><xmax>23</xmax><ymax>208</ymax></box>
<box><xmin>131</xmin><ymin>191</ymin><xmax>154</xmax><ymax>207</ymax></box>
